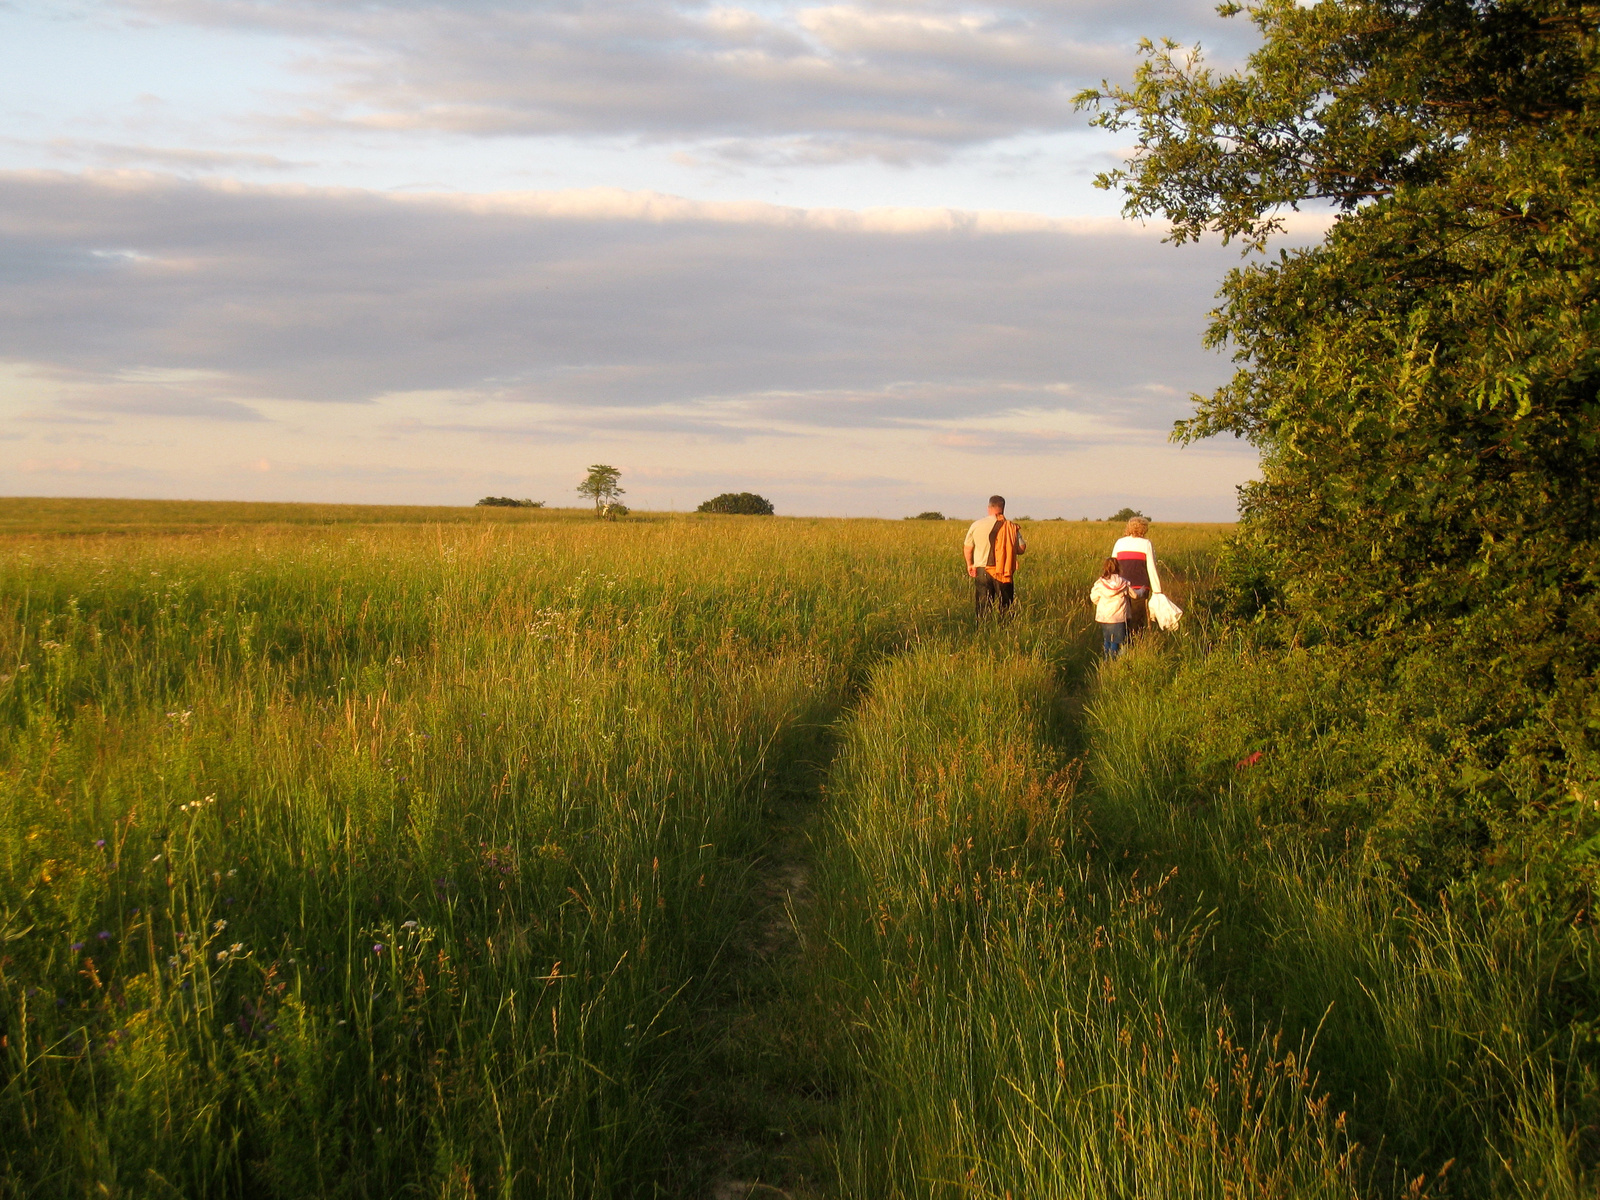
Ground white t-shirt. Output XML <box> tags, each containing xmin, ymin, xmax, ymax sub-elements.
<box><xmin>964</xmin><ymin>516</ymin><xmax>1027</xmax><ymax>568</ymax></box>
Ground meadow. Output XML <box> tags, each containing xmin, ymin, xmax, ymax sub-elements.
<box><xmin>0</xmin><ymin>500</ymin><xmax>1591</xmax><ymax>1198</ymax></box>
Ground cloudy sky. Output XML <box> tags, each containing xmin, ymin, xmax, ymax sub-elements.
<box><xmin>1</xmin><ymin>0</ymin><xmax>1268</xmax><ymax>518</ymax></box>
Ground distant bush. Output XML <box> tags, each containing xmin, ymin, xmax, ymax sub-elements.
<box><xmin>475</xmin><ymin>497</ymin><xmax>544</xmax><ymax>508</ymax></box>
<box><xmin>1107</xmin><ymin>507</ymin><xmax>1149</xmax><ymax>523</ymax></box>
<box><xmin>697</xmin><ymin>492</ymin><xmax>775</xmax><ymax>515</ymax></box>
<box><xmin>600</xmin><ymin>502</ymin><xmax>630</xmax><ymax>520</ymax></box>
<box><xmin>907</xmin><ymin>511</ymin><xmax>946</xmax><ymax>521</ymax></box>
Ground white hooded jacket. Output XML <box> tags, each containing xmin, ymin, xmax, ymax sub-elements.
<box><xmin>1090</xmin><ymin>575</ymin><xmax>1133</xmax><ymax>623</ymax></box>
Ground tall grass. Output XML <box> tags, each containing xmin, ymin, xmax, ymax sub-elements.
<box><xmin>18</xmin><ymin>502</ymin><xmax>1585</xmax><ymax>1199</ymax></box>
<box><xmin>813</xmin><ymin>640</ymin><xmax>1363</xmax><ymax>1199</ymax></box>
<box><xmin>0</xmin><ymin>504</ymin><xmax>1212</xmax><ymax>1197</ymax></box>
<box><xmin>1084</xmin><ymin>638</ymin><xmax>1600</xmax><ymax>1198</ymax></box>
<box><xmin>810</xmin><ymin>626</ymin><xmax>1598</xmax><ymax>1198</ymax></box>
<box><xmin>0</xmin><ymin>513</ymin><xmax>908</xmax><ymax>1195</ymax></box>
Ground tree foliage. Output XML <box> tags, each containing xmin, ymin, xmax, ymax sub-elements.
<box><xmin>1082</xmin><ymin>0</ymin><xmax>1600</xmax><ymax>788</ymax></box>
<box><xmin>696</xmin><ymin>492</ymin><xmax>776</xmax><ymax>515</ymax></box>
<box><xmin>1107</xmin><ymin>507</ymin><xmax>1151</xmax><ymax>523</ymax></box>
<box><xmin>474</xmin><ymin>497</ymin><xmax>543</xmax><ymax>508</ymax></box>
<box><xmin>907</xmin><ymin>511</ymin><xmax>947</xmax><ymax>521</ymax></box>
<box><xmin>576</xmin><ymin>465</ymin><xmax>625</xmax><ymax>513</ymax></box>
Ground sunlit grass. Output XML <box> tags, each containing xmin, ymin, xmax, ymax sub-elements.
<box><xmin>2</xmin><ymin>500</ymin><xmax>1585</xmax><ymax>1198</ymax></box>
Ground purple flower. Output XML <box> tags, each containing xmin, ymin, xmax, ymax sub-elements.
<box><xmin>70</xmin><ymin>942</ymin><xmax>84</xmax><ymax>952</ymax></box>
<box><xmin>97</xmin><ymin>930</ymin><xmax>112</xmax><ymax>941</ymax></box>
<box><xmin>372</xmin><ymin>942</ymin><xmax>385</xmax><ymax>954</ymax></box>
<box><xmin>94</xmin><ymin>839</ymin><xmax>106</xmax><ymax>849</ymax></box>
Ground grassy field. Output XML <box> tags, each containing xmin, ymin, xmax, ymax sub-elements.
<box><xmin>0</xmin><ymin>499</ymin><xmax>1590</xmax><ymax>1198</ymax></box>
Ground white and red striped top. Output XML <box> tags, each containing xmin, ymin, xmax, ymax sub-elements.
<box><xmin>1112</xmin><ymin>536</ymin><xmax>1162</xmax><ymax>593</ymax></box>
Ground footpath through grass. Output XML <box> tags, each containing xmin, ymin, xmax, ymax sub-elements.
<box><xmin>802</xmin><ymin>629</ymin><xmax>1598</xmax><ymax>1198</ymax></box>
<box><xmin>2</xmin><ymin>499</ymin><xmax>1590</xmax><ymax>1197</ymax></box>
<box><xmin>0</xmin><ymin>501</ymin><xmax>1168</xmax><ymax>1196</ymax></box>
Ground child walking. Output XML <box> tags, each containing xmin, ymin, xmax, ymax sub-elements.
<box><xmin>1090</xmin><ymin>558</ymin><xmax>1132</xmax><ymax>658</ymax></box>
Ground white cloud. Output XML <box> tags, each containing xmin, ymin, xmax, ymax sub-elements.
<box><xmin>106</xmin><ymin>0</ymin><xmax>1248</xmax><ymax>163</ymax></box>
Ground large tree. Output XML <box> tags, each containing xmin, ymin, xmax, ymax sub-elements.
<box><xmin>1081</xmin><ymin>0</ymin><xmax>1600</xmax><ymax>774</ymax></box>
<box><xmin>1082</xmin><ymin>0</ymin><xmax>1600</xmax><ymax>613</ymax></box>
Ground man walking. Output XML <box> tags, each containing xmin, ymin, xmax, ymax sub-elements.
<box><xmin>963</xmin><ymin>495</ymin><xmax>1026</xmax><ymax>618</ymax></box>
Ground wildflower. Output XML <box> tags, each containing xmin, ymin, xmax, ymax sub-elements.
<box><xmin>70</xmin><ymin>942</ymin><xmax>84</xmax><ymax>952</ymax></box>
<box><xmin>227</xmin><ymin>868</ymin><xmax>237</xmax><ymax>877</ymax></box>
<box><xmin>97</xmin><ymin>931</ymin><xmax>111</xmax><ymax>942</ymax></box>
<box><xmin>94</xmin><ymin>839</ymin><xmax>106</xmax><ymax>849</ymax></box>
<box><xmin>217</xmin><ymin>950</ymin><xmax>228</xmax><ymax>961</ymax></box>
<box><xmin>372</xmin><ymin>943</ymin><xmax>385</xmax><ymax>954</ymax></box>
<box><xmin>1236</xmin><ymin>751</ymin><xmax>1264</xmax><ymax>770</ymax></box>
<box><xmin>401</xmin><ymin>920</ymin><xmax>418</xmax><ymax>930</ymax></box>
<box><xmin>213</xmin><ymin>919</ymin><xmax>227</xmax><ymax>931</ymax></box>
<box><xmin>229</xmin><ymin>942</ymin><xmax>243</xmax><ymax>954</ymax></box>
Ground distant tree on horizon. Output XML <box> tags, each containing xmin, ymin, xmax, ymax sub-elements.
<box><xmin>1107</xmin><ymin>507</ymin><xmax>1150</xmax><ymax>523</ymax></box>
<box><xmin>475</xmin><ymin>497</ymin><xmax>544</xmax><ymax>508</ymax></box>
<box><xmin>907</xmin><ymin>511</ymin><xmax>946</xmax><ymax>521</ymax></box>
<box><xmin>577</xmin><ymin>465</ymin><xmax>625</xmax><ymax>515</ymax></box>
<box><xmin>696</xmin><ymin>492</ymin><xmax>775</xmax><ymax>515</ymax></box>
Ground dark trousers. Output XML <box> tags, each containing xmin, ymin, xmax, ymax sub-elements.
<box><xmin>1126</xmin><ymin>586</ymin><xmax>1150</xmax><ymax>634</ymax></box>
<box><xmin>974</xmin><ymin>571</ymin><xmax>1014</xmax><ymax>618</ymax></box>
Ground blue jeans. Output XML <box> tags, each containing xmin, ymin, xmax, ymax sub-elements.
<box><xmin>1100</xmin><ymin>621</ymin><xmax>1127</xmax><ymax>658</ymax></box>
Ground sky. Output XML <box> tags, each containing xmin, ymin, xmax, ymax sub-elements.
<box><xmin>0</xmin><ymin>0</ymin><xmax>1272</xmax><ymax>519</ymax></box>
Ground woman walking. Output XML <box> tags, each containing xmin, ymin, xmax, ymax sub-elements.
<box><xmin>1112</xmin><ymin>516</ymin><xmax>1163</xmax><ymax>634</ymax></box>
<box><xmin>1090</xmin><ymin>558</ymin><xmax>1132</xmax><ymax>658</ymax></box>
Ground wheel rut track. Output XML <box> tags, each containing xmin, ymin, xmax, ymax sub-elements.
<box><xmin>687</xmin><ymin>720</ymin><xmax>840</xmax><ymax>1200</ymax></box>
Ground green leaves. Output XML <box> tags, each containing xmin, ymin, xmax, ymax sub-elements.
<box><xmin>1097</xmin><ymin>0</ymin><xmax>1600</xmax><ymax>790</ymax></box>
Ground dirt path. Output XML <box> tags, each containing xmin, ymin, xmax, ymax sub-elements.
<box><xmin>690</xmin><ymin>735</ymin><xmax>838</xmax><ymax>1199</ymax></box>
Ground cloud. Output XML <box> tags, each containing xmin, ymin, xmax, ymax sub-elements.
<box><xmin>0</xmin><ymin>170</ymin><xmax>1241</xmax><ymax>416</ymax></box>
<box><xmin>58</xmin><ymin>393</ymin><xmax>268</xmax><ymax>421</ymax></box>
<box><xmin>2</xmin><ymin>137</ymin><xmax>307</xmax><ymax>173</ymax></box>
<box><xmin>0</xmin><ymin>169</ymin><xmax>1263</xmax><ymax>516</ymax></box>
<box><xmin>112</xmin><ymin>0</ymin><xmax>1251</xmax><ymax>162</ymax></box>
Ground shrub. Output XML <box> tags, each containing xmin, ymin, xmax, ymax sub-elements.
<box><xmin>906</xmin><ymin>511</ymin><xmax>945</xmax><ymax>521</ymax></box>
<box><xmin>1106</xmin><ymin>507</ymin><xmax>1149</xmax><ymax>523</ymax></box>
<box><xmin>475</xmin><ymin>497</ymin><xmax>544</xmax><ymax>508</ymax></box>
<box><xmin>696</xmin><ymin>493</ymin><xmax>775</xmax><ymax>516</ymax></box>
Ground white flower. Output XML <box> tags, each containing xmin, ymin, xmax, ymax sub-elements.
<box><xmin>213</xmin><ymin>919</ymin><xmax>227</xmax><ymax>931</ymax></box>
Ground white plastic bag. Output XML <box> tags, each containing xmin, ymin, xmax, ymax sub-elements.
<box><xmin>1148</xmin><ymin>592</ymin><xmax>1183</xmax><ymax>632</ymax></box>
